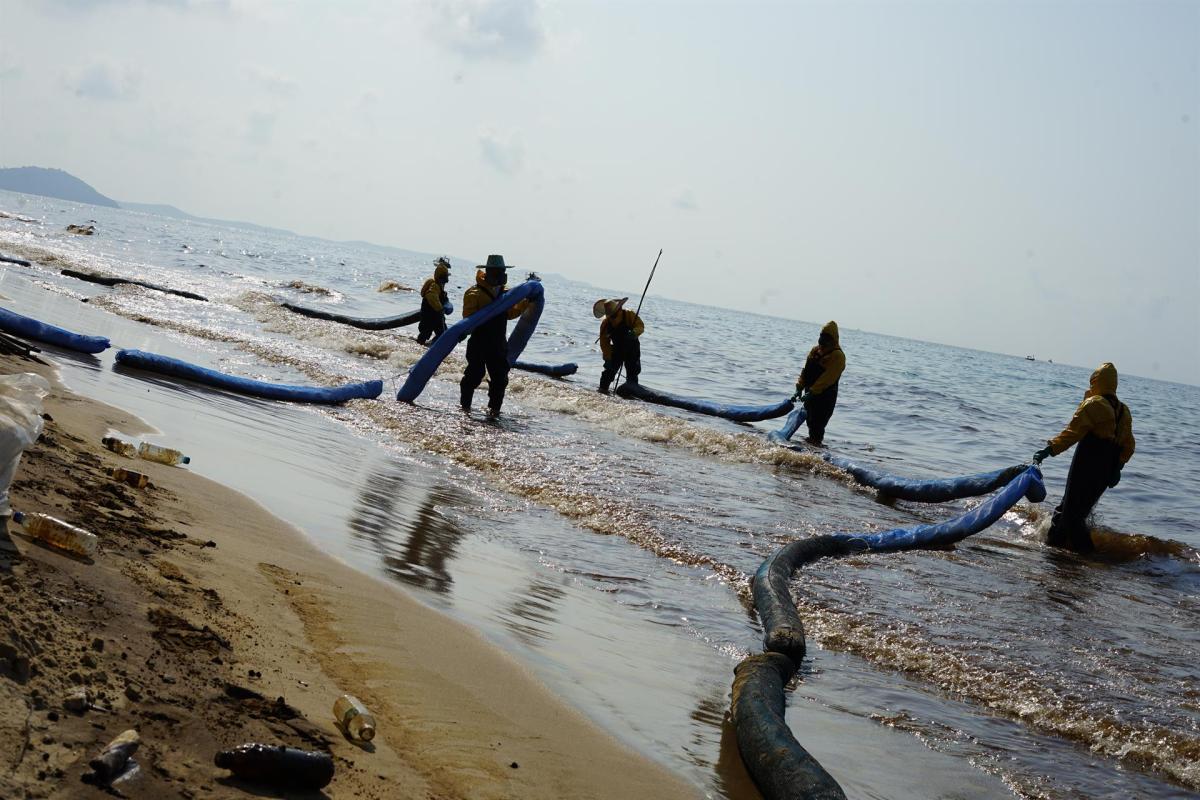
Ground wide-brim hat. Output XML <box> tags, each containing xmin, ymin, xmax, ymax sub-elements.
<box><xmin>592</xmin><ymin>297</ymin><xmax>628</xmax><ymax>319</ymax></box>
<box><xmin>484</xmin><ymin>254</ymin><xmax>509</xmax><ymax>271</ymax></box>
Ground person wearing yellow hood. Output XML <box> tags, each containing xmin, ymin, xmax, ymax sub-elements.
<box><xmin>459</xmin><ymin>255</ymin><xmax>529</xmax><ymax>416</ymax></box>
<box><xmin>1032</xmin><ymin>362</ymin><xmax>1135</xmax><ymax>552</ymax></box>
<box><xmin>793</xmin><ymin>321</ymin><xmax>846</xmax><ymax>446</ymax></box>
<box><xmin>594</xmin><ymin>297</ymin><xmax>644</xmax><ymax>394</ymax></box>
<box><xmin>416</xmin><ymin>257</ymin><xmax>453</xmax><ymax>345</ymax></box>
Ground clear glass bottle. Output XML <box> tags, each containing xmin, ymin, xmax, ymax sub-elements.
<box><xmin>137</xmin><ymin>442</ymin><xmax>191</xmax><ymax>466</ymax></box>
<box><xmin>333</xmin><ymin>694</ymin><xmax>376</xmax><ymax>741</ymax></box>
<box><xmin>12</xmin><ymin>511</ymin><xmax>98</xmax><ymax>557</ymax></box>
<box><xmin>107</xmin><ymin>467</ymin><xmax>149</xmax><ymax>489</ymax></box>
<box><xmin>101</xmin><ymin>437</ymin><xmax>137</xmax><ymax>458</ymax></box>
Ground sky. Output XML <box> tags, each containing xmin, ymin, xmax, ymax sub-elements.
<box><xmin>0</xmin><ymin>0</ymin><xmax>1197</xmax><ymax>385</ymax></box>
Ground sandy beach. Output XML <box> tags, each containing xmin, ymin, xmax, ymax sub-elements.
<box><xmin>0</xmin><ymin>351</ymin><xmax>699</xmax><ymax>799</ymax></box>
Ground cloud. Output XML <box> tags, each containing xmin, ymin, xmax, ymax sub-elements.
<box><xmin>246</xmin><ymin>65</ymin><xmax>298</xmax><ymax>98</ymax></box>
<box><xmin>479</xmin><ymin>129</ymin><xmax>524</xmax><ymax>174</ymax></box>
<box><xmin>0</xmin><ymin>56</ymin><xmax>20</xmax><ymax>81</ymax></box>
<box><xmin>246</xmin><ymin>110</ymin><xmax>277</xmax><ymax>146</ymax></box>
<box><xmin>357</xmin><ymin>89</ymin><xmax>381</xmax><ymax>109</ymax></box>
<box><xmin>427</xmin><ymin>0</ymin><xmax>546</xmax><ymax>62</ymax></box>
<box><xmin>673</xmin><ymin>189</ymin><xmax>698</xmax><ymax>211</ymax></box>
<box><xmin>66</xmin><ymin>62</ymin><xmax>141</xmax><ymax>101</ymax></box>
<box><xmin>47</xmin><ymin>0</ymin><xmax>230</xmax><ymax>10</ymax></box>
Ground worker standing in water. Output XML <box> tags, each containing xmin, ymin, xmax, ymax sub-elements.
<box><xmin>594</xmin><ymin>297</ymin><xmax>644</xmax><ymax>394</ymax></box>
<box><xmin>416</xmin><ymin>257</ymin><xmax>453</xmax><ymax>345</ymax></box>
<box><xmin>793</xmin><ymin>321</ymin><xmax>846</xmax><ymax>446</ymax></box>
<box><xmin>1033</xmin><ymin>362</ymin><xmax>1135</xmax><ymax>553</ymax></box>
<box><xmin>460</xmin><ymin>255</ymin><xmax>529</xmax><ymax>416</ymax></box>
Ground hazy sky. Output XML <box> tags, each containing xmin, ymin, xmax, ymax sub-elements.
<box><xmin>1</xmin><ymin>0</ymin><xmax>1197</xmax><ymax>384</ymax></box>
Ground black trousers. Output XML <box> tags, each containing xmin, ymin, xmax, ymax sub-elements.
<box><xmin>460</xmin><ymin>334</ymin><xmax>510</xmax><ymax>412</ymax></box>
<box><xmin>1046</xmin><ymin>435</ymin><xmax>1119</xmax><ymax>553</ymax></box>
<box><xmin>803</xmin><ymin>385</ymin><xmax>838</xmax><ymax>444</ymax></box>
<box><xmin>416</xmin><ymin>303</ymin><xmax>446</xmax><ymax>344</ymax></box>
<box><xmin>600</xmin><ymin>337</ymin><xmax>641</xmax><ymax>391</ymax></box>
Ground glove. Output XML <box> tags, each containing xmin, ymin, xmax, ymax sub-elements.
<box><xmin>799</xmin><ymin>391</ymin><xmax>811</xmax><ymax>405</ymax></box>
<box><xmin>1108</xmin><ymin>469</ymin><xmax>1122</xmax><ymax>488</ymax></box>
<box><xmin>625</xmin><ymin>329</ymin><xmax>639</xmax><ymax>341</ymax></box>
<box><xmin>1032</xmin><ymin>446</ymin><xmax>1053</xmax><ymax>464</ymax></box>
<box><xmin>443</xmin><ymin>303</ymin><xmax>454</xmax><ymax>315</ymax></box>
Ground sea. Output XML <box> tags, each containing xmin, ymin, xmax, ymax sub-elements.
<box><xmin>2</xmin><ymin>189</ymin><xmax>1198</xmax><ymax>799</ymax></box>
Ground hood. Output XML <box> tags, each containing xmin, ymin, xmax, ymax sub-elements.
<box><xmin>820</xmin><ymin>320</ymin><xmax>840</xmax><ymax>348</ymax></box>
<box><xmin>1086</xmin><ymin>362</ymin><xmax>1118</xmax><ymax>398</ymax></box>
<box><xmin>475</xmin><ymin>269</ymin><xmax>488</xmax><ymax>287</ymax></box>
<box><xmin>434</xmin><ymin>264</ymin><xmax>450</xmax><ymax>282</ymax></box>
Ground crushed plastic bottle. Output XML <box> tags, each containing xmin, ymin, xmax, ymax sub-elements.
<box><xmin>83</xmin><ymin>729</ymin><xmax>140</xmax><ymax>786</ymax></box>
<box><xmin>213</xmin><ymin>744</ymin><xmax>334</xmax><ymax>790</ymax></box>
<box><xmin>107</xmin><ymin>467</ymin><xmax>149</xmax><ymax>489</ymax></box>
<box><xmin>0</xmin><ymin>373</ymin><xmax>50</xmax><ymax>520</ymax></box>
<box><xmin>12</xmin><ymin>511</ymin><xmax>98</xmax><ymax>557</ymax></box>
<box><xmin>333</xmin><ymin>694</ymin><xmax>376</xmax><ymax>741</ymax></box>
<box><xmin>101</xmin><ymin>437</ymin><xmax>137</xmax><ymax>458</ymax></box>
<box><xmin>137</xmin><ymin>442</ymin><xmax>190</xmax><ymax>466</ymax></box>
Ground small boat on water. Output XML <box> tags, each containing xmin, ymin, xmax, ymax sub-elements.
<box><xmin>1025</xmin><ymin>355</ymin><xmax>1036</xmax><ymax>361</ymax></box>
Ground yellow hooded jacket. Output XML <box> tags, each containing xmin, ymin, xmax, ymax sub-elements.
<box><xmin>420</xmin><ymin>264</ymin><xmax>450</xmax><ymax>314</ymax></box>
<box><xmin>462</xmin><ymin>270</ymin><xmax>529</xmax><ymax>319</ymax></box>
<box><xmin>598</xmin><ymin>306</ymin><xmax>645</xmax><ymax>361</ymax></box>
<box><xmin>1047</xmin><ymin>362</ymin><xmax>1135</xmax><ymax>463</ymax></box>
<box><xmin>796</xmin><ymin>321</ymin><xmax>846</xmax><ymax>396</ymax></box>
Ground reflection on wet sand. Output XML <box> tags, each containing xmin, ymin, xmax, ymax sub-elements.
<box><xmin>690</xmin><ymin>690</ymin><xmax>759</xmax><ymax>799</ymax></box>
<box><xmin>499</xmin><ymin>578</ymin><xmax>567</xmax><ymax>647</ymax></box>
<box><xmin>347</xmin><ymin>464</ymin><xmax>466</xmax><ymax>595</ymax></box>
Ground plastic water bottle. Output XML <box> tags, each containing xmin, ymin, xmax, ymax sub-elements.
<box><xmin>333</xmin><ymin>694</ymin><xmax>376</xmax><ymax>741</ymax></box>
<box><xmin>101</xmin><ymin>437</ymin><xmax>137</xmax><ymax>458</ymax></box>
<box><xmin>137</xmin><ymin>442</ymin><xmax>190</xmax><ymax>466</ymax></box>
<box><xmin>213</xmin><ymin>744</ymin><xmax>334</xmax><ymax>790</ymax></box>
<box><xmin>12</xmin><ymin>511</ymin><xmax>98</xmax><ymax>557</ymax></box>
<box><xmin>107</xmin><ymin>467</ymin><xmax>149</xmax><ymax>489</ymax></box>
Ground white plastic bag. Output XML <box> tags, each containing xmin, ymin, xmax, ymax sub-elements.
<box><xmin>0</xmin><ymin>373</ymin><xmax>51</xmax><ymax>517</ymax></box>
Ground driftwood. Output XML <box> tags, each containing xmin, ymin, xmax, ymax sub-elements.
<box><xmin>0</xmin><ymin>332</ymin><xmax>44</xmax><ymax>362</ymax></box>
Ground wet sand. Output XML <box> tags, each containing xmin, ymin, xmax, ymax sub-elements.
<box><xmin>0</xmin><ymin>352</ymin><xmax>699</xmax><ymax>799</ymax></box>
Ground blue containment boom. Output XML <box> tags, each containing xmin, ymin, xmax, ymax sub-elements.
<box><xmin>0</xmin><ymin>306</ymin><xmax>110</xmax><ymax>354</ymax></box>
<box><xmin>767</xmin><ymin>405</ymin><xmax>807</xmax><ymax>443</ymax></box>
<box><xmin>615</xmin><ymin>381</ymin><xmax>794</xmax><ymax>423</ymax></box>
<box><xmin>280</xmin><ymin>301</ymin><xmax>422</xmax><ymax>330</ymax></box>
<box><xmin>822</xmin><ymin>452</ymin><xmax>1027</xmax><ymax>503</ymax></box>
<box><xmin>753</xmin><ymin>465</ymin><xmax>1045</xmax><ymax>663</ymax></box>
<box><xmin>115</xmin><ymin>349</ymin><xmax>382</xmax><ymax>404</ymax></box>
<box><xmin>512</xmin><ymin>360</ymin><xmax>577</xmax><ymax>377</ymax></box>
<box><xmin>60</xmin><ymin>269</ymin><xmax>208</xmax><ymax>301</ymax></box>
<box><xmin>396</xmin><ymin>280</ymin><xmax>577</xmax><ymax>402</ymax></box>
<box><xmin>733</xmin><ymin>465</ymin><xmax>1046</xmax><ymax>800</ymax></box>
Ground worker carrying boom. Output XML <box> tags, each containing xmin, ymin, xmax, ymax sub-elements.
<box><xmin>793</xmin><ymin>321</ymin><xmax>846</xmax><ymax>446</ymax></box>
<box><xmin>1033</xmin><ymin>362</ymin><xmax>1135</xmax><ymax>553</ymax></box>
<box><xmin>459</xmin><ymin>255</ymin><xmax>529</xmax><ymax>417</ymax></box>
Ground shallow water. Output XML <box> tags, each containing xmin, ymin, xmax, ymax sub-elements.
<box><xmin>3</xmin><ymin>191</ymin><xmax>1199</xmax><ymax>798</ymax></box>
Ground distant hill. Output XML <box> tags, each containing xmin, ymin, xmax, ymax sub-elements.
<box><xmin>0</xmin><ymin>166</ymin><xmax>120</xmax><ymax>208</ymax></box>
<box><xmin>117</xmin><ymin>201</ymin><xmax>194</xmax><ymax>220</ymax></box>
<box><xmin>0</xmin><ymin>166</ymin><xmax>455</xmax><ymax>267</ymax></box>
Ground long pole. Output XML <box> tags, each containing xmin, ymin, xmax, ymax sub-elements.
<box><xmin>615</xmin><ymin>248</ymin><xmax>662</xmax><ymax>389</ymax></box>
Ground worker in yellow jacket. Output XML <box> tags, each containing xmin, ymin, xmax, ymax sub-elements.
<box><xmin>594</xmin><ymin>297</ymin><xmax>645</xmax><ymax>394</ymax></box>
<box><xmin>793</xmin><ymin>321</ymin><xmax>846</xmax><ymax>446</ymax></box>
<box><xmin>1032</xmin><ymin>362</ymin><xmax>1135</xmax><ymax>552</ymax></box>
<box><xmin>416</xmin><ymin>258</ymin><xmax>452</xmax><ymax>345</ymax></box>
<box><xmin>460</xmin><ymin>255</ymin><xmax>529</xmax><ymax>416</ymax></box>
